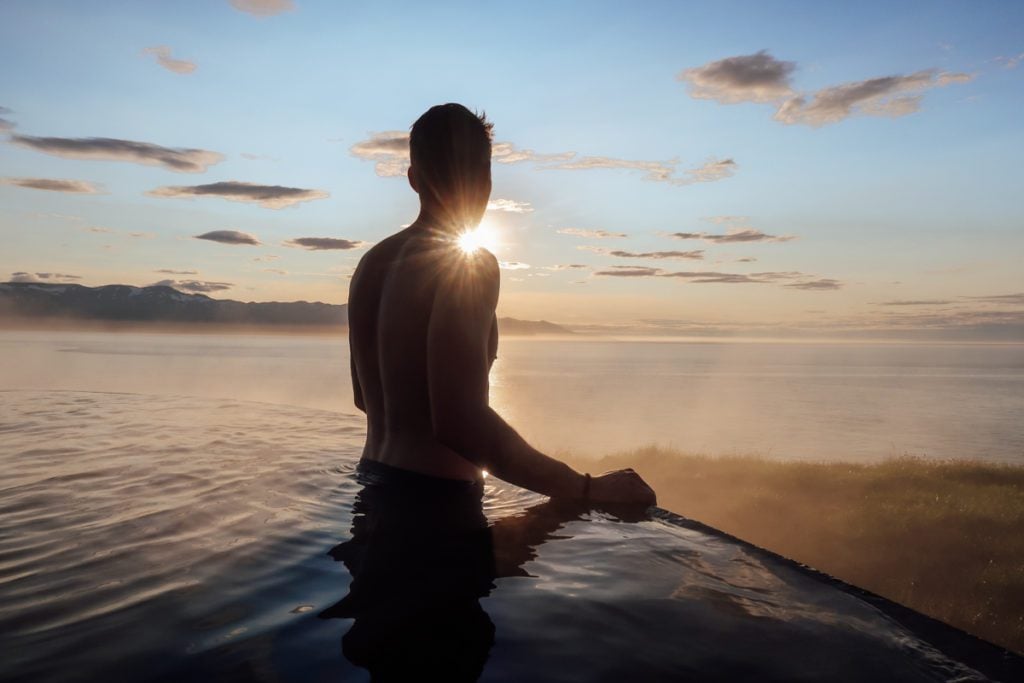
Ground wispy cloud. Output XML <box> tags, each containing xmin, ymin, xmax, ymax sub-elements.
<box><xmin>593</xmin><ymin>266</ymin><xmax>662</xmax><ymax>277</ymax></box>
<box><xmin>283</xmin><ymin>237</ymin><xmax>368</xmax><ymax>250</ymax></box>
<box><xmin>149</xmin><ymin>181</ymin><xmax>328</xmax><ymax>208</ymax></box>
<box><xmin>487</xmin><ymin>198</ymin><xmax>533</xmax><ymax>213</ymax></box>
<box><xmin>262</xmin><ymin>268</ymin><xmax>288</xmax><ymax>275</ymax></box>
<box><xmin>230</xmin><ymin>0</ymin><xmax>294</xmax><ymax>16</ymax></box>
<box><xmin>680</xmin><ymin>50</ymin><xmax>973</xmax><ymax>126</ymax></box>
<box><xmin>543</xmin><ymin>263</ymin><xmax>590</xmax><ymax>271</ymax></box>
<box><xmin>499</xmin><ymin>261</ymin><xmax>530</xmax><ymax>270</ymax></box>
<box><xmin>350</xmin><ymin>131</ymin><xmax>735</xmax><ymax>186</ymax></box>
<box><xmin>349</xmin><ymin>131</ymin><xmax>410</xmax><ymax>177</ymax></box>
<box><xmin>142</xmin><ymin>46</ymin><xmax>196</xmax><ymax>74</ymax></box>
<box><xmin>155</xmin><ymin>269</ymin><xmax>199</xmax><ymax>275</ymax></box>
<box><xmin>10</xmin><ymin>135</ymin><xmax>223</xmax><ymax>173</ymax></box>
<box><xmin>995</xmin><ymin>53</ymin><xmax>1024</xmax><ymax>70</ymax></box>
<box><xmin>875</xmin><ymin>299</ymin><xmax>954</xmax><ymax>306</ymax></box>
<box><xmin>965</xmin><ymin>292</ymin><xmax>1024</xmax><ymax>305</ymax></box>
<box><xmin>783</xmin><ymin>278</ymin><xmax>842</xmax><ymax>290</ymax></box>
<box><xmin>593</xmin><ymin>267</ymin><xmax>842</xmax><ymax>289</ymax></box>
<box><xmin>1</xmin><ymin>177</ymin><xmax>101</xmax><ymax>194</ymax></box>
<box><xmin>194</xmin><ymin>230</ymin><xmax>260</xmax><ymax>246</ymax></box>
<box><xmin>584</xmin><ymin>246</ymin><xmax>705</xmax><ymax>261</ymax></box>
<box><xmin>491</xmin><ymin>142</ymin><xmax>574</xmax><ymax>164</ymax></box>
<box><xmin>678</xmin><ymin>50</ymin><xmax>797</xmax><ymax>103</ymax></box>
<box><xmin>9</xmin><ymin>271</ymin><xmax>82</xmax><ymax>283</ymax></box>
<box><xmin>544</xmin><ymin>155</ymin><xmax>736</xmax><ymax>186</ymax></box>
<box><xmin>669</xmin><ymin>228</ymin><xmax>794</xmax><ymax>243</ymax></box>
<box><xmin>152</xmin><ymin>278</ymin><xmax>233</xmax><ymax>293</ymax></box>
<box><xmin>773</xmin><ymin>70</ymin><xmax>972</xmax><ymax>126</ymax></box>
<box><xmin>557</xmin><ymin>227</ymin><xmax>627</xmax><ymax>239</ymax></box>
<box><xmin>0</xmin><ymin>105</ymin><xmax>15</xmax><ymax>131</ymax></box>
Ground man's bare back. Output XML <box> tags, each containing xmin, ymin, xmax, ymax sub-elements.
<box><xmin>348</xmin><ymin>224</ymin><xmax>493</xmax><ymax>482</ymax></box>
<box><xmin>346</xmin><ymin>103</ymin><xmax>656</xmax><ymax>505</ymax></box>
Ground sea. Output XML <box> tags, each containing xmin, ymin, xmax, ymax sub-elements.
<box><xmin>1</xmin><ymin>329</ymin><xmax>1021</xmax><ymax>681</ymax></box>
<box><xmin>2</xmin><ymin>330</ymin><xmax>1022</xmax><ymax>463</ymax></box>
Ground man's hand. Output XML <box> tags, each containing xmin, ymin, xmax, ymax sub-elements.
<box><xmin>589</xmin><ymin>469</ymin><xmax>657</xmax><ymax>506</ymax></box>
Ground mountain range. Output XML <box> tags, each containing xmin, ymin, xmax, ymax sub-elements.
<box><xmin>0</xmin><ymin>282</ymin><xmax>573</xmax><ymax>335</ymax></box>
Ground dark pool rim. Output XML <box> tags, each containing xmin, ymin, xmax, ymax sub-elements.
<box><xmin>650</xmin><ymin>507</ymin><xmax>1024</xmax><ymax>682</ymax></box>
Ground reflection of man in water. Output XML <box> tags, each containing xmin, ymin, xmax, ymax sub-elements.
<box><xmin>347</xmin><ymin>102</ymin><xmax>656</xmax><ymax>504</ymax></box>
<box><xmin>333</xmin><ymin>103</ymin><xmax>656</xmax><ymax>680</ymax></box>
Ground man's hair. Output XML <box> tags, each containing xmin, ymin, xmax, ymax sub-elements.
<box><xmin>409</xmin><ymin>104</ymin><xmax>493</xmax><ymax>219</ymax></box>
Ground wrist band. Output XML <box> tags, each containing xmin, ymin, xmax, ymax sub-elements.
<box><xmin>582</xmin><ymin>473</ymin><xmax>591</xmax><ymax>500</ymax></box>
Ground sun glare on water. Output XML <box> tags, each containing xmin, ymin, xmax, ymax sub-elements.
<box><xmin>457</xmin><ymin>222</ymin><xmax>500</xmax><ymax>255</ymax></box>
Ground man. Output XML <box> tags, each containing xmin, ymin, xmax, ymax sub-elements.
<box><xmin>347</xmin><ymin>103</ymin><xmax>656</xmax><ymax>505</ymax></box>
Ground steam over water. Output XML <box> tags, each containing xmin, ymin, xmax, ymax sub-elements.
<box><xmin>2</xmin><ymin>330</ymin><xmax>1022</xmax><ymax>463</ymax></box>
<box><xmin>1</xmin><ymin>330</ymin><xmax>1018</xmax><ymax>681</ymax></box>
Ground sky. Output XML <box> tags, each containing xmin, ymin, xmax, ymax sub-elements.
<box><xmin>1</xmin><ymin>0</ymin><xmax>1022</xmax><ymax>339</ymax></box>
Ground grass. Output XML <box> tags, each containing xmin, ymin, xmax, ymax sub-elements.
<box><xmin>565</xmin><ymin>447</ymin><xmax>1024</xmax><ymax>655</ymax></box>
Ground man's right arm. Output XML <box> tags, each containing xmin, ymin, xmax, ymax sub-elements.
<box><xmin>426</xmin><ymin>250</ymin><xmax>655</xmax><ymax>505</ymax></box>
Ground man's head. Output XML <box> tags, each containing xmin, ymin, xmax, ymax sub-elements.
<box><xmin>408</xmin><ymin>103</ymin><xmax>493</xmax><ymax>230</ymax></box>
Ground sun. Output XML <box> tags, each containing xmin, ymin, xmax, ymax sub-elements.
<box><xmin>456</xmin><ymin>221</ymin><xmax>500</xmax><ymax>255</ymax></box>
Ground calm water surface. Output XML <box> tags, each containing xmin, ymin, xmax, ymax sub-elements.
<box><xmin>2</xmin><ymin>330</ymin><xmax>1022</xmax><ymax>463</ymax></box>
<box><xmin>0</xmin><ymin>389</ymin><xmax>1010</xmax><ymax>681</ymax></box>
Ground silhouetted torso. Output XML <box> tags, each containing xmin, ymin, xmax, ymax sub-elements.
<box><xmin>348</xmin><ymin>224</ymin><xmax>496</xmax><ymax>482</ymax></box>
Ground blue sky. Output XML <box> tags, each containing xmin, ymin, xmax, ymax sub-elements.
<box><xmin>1</xmin><ymin>0</ymin><xmax>1022</xmax><ymax>338</ymax></box>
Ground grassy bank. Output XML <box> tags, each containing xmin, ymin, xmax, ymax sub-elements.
<box><xmin>566</xmin><ymin>448</ymin><xmax>1024</xmax><ymax>654</ymax></box>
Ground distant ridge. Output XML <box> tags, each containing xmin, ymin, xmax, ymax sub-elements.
<box><xmin>0</xmin><ymin>282</ymin><xmax>574</xmax><ymax>334</ymax></box>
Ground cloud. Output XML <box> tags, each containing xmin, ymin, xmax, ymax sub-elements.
<box><xmin>499</xmin><ymin>261</ymin><xmax>530</xmax><ymax>270</ymax></box>
<box><xmin>543</xmin><ymin>263</ymin><xmax>589</xmax><ymax>271</ymax></box>
<box><xmin>351</xmin><ymin>132</ymin><xmax>734</xmax><ymax>187</ymax></box>
<box><xmin>658</xmin><ymin>271</ymin><xmax>767</xmax><ymax>284</ymax></box>
<box><xmin>9</xmin><ymin>271</ymin><xmax>82</xmax><ymax>283</ymax></box>
<box><xmin>194</xmin><ymin>230</ymin><xmax>260</xmax><ymax>246</ymax></box>
<box><xmin>589</xmin><ymin>248</ymin><xmax>705</xmax><ymax>260</ymax></box>
<box><xmin>253</xmin><ymin>254</ymin><xmax>279</xmax><ymax>262</ymax></box>
<box><xmin>155</xmin><ymin>269</ymin><xmax>199</xmax><ymax>275</ymax></box>
<box><xmin>1</xmin><ymin>177</ymin><xmax>101</xmax><ymax>193</ymax></box>
<box><xmin>487</xmin><ymin>198</ymin><xmax>533</xmax><ymax>213</ymax></box>
<box><xmin>283</xmin><ymin>237</ymin><xmax>368</xmax><ymax>250</ymax></box>
<box><xmin>557</xmin><ymin>228</ymin><xmax>627</xmax><ymax>239</ymax></box>
<box><xmin>230</xmin><ymin>0</ymin><xmax>294</xmax><ymax>16</ymax></box>
<box><xmin>491</xmin><ymin>142</ymin><xmax>574</xmax><ymax>164</ymax></box>
<box><xmin>349</xmin><ymin>131</ymin><xmax>410</xmax><ymax>177</ymax></box>
<box><xmin>594</xmin><ymin>266</ymin><xmax>663</xmax><ymax>277</ymax></box>
<box><xmin>152</xmin><ymin>279</ymin><xmax>233</xmax><ymax>293</ymax></box>
<box><xmin>592</xmin><ymin>267</ymin><xmax>841</xmax><ymax>289</ymax></box>
<box><xmin>876</xmin><ymin>299</ymin><xmax>953</xmax><ymax>306</ymax></box>
<box><xmin>262</xmin><ymin>268</ymin><xmax>288</xmax><ymax>275</ymax></box>
<box><xmin>772</xmin><ymin>70</ymin><xmax>971</xmax><ymax>126</ymax></box>
<box><xmin>142</xmin><ymin>46</ymin><xmax>196</xmax><ymax>74</ymax></box>
<box><xmin>0</xmin><ymin>105</ymin><xmax>14</xmax><ymax>131</ymax></box>
<box><xmin>736</xmin><ymin>257</ymin><xmax>757</xmax><ymax>263</ymax></box>
<box><xmin>966</xmin><ymin>293</ymin><xmax>1024</xmax><ymax>305</ymax></box>
<box><xmin>678</xmin><ymin>158</ymin><xmax>737</xmax><ymax>184</ymax></box>
<box><xmin>128</xmin><ymin>231</ymin><xmax>155</xmax><ymax>239</ymax></box>
<box><xmin>85</xmin><ymin>226</ymin><xmax>116</xmax><ymax>233</ymax></box>
<box><xmin>667</xmin><ymin>223</ymin><xmax>794</xmax><ymax>241</ymax></box>
<box><xmin>350</xmin><ymin>133</ymin><xmax>577</xmax><ymax>178</ymax></box>
<box><xmin>784</xmin><ymin>278</ymin><xmax>843</xmax><ymax>290</ymax></box>
<box><xmin>10</xmin><ymin>135</ymin><xmax>223</xmax><ymax>173</ymax></box>
<box><xmin>995</xmin><ymin>53</ymin><xmax>1024</xmax><ymax>69</ymax></box>
<box><xmin>677</xmin><ymin>50</ymin><xmax>797</xmax><ymax>103</ymax></box>
<box><xmin>680</xmin><ymin>51</ymin><xmax>974</xmax><ymax>127</ymax></box>
<box><xmin>149</xmin><ymin>181</ymin><xmax>328</xmax><ymax>208</ymax></box>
